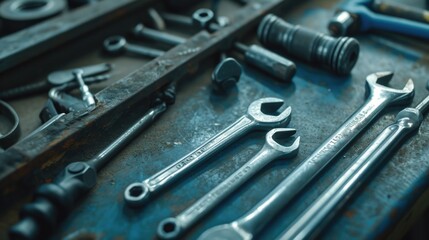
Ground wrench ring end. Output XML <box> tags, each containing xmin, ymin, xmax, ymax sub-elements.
<box><xmin>157</xmin><ymin>217</ymin><xmax>182</xmax><ymax>239</ymax></box>
<box><xmin>124</xmin><ymin>182</ymin><xmax>150</xmax><ymax>207</ymax></box>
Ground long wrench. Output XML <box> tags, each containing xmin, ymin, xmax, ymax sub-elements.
<box><xmin>277</xmin><ymin>93</ymin><xmax>429</xmax><ymax>240</ymax></box>
<box><xmin>157</xmin><ymin>128</ymin><xmax>300</xmax><ymax>239</ymax></box>
<box><xmin>124</xmin><ymin>97</ymin><xmax>292</xmax><ymax>207</ymax></box>
<box><xmin>197</xmin><ymin>72</ymin><xmax>414</xmax><ymax>240</ymax></box>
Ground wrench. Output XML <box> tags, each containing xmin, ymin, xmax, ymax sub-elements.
<box><xmin>197</xmin><ymin>72</ymin><xmax>414</xmax><ymax>240</ymax></box>
<box><xmin>277</xmin><ymin>94</ymin><xmax>429</xmax><ymax>240</ymax></box>
<box><xmin>124</xmin><ymin>97</ymin><xmax>292</xmax><ymax>207</ymax></box>
<box><xmin>157</xmin><ymin>128</ymin><xmax>300</xmax><ymax>239</ymax></box>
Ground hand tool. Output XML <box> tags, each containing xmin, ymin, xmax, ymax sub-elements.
<box><xmin>158</xmin><ymin>128</ymin><xmax>300</xmax><ymax>240</ymax></box>
<box><xmin>134</xmin><ymin>14</ymin><xmax>296</xmax><ymax>82</ymax></box>
<box><xmin>197</xmin><ymin>72</ymin><xmax>414</xmax><ymax>240</ymax></box>
<box><xmin>372</xmin><ymin>0</ymin><xmax>429</xmax><ymax>25</ymax></box>
<box><xmin>258</xmin><ymin>14</ymin><xmax>360</xmax><ymax>75</ymax></box>
<box><xmin>147</xmin><ymin>7</ymin><xmax>166</xmax><ymax>30</ymax></box>
<box><xmin>0</xmin><ymin>100</ymin><xmax>20</xmax><ymax>149</ymax></box>
<box><xmin>277</xmin><ymin>92</ymin><xmax>429</xmax><ymax>240</ymax></box>
<box><xmin>212</xmin><ymin>57</ymin><xmax>242</xmax><ymax>92</ymax></box>
<box><xmin>0</xmin><ymin>63</ymin><xmax>111</xmax><ymax>100</ymax></box>
<box><xmin>73</xmin><ymin>69</ymin><xmax>96</xmax><ymax>108</ymax></box>
<box><xmin>0</xmin><ymin>0</ymin><xmax>66</xmax><ymax>33</ymax></box>
<box><xmin>9</xmin><ymin>98</ymin><xmax>170</xmax><ymax>240</ymax></box>
<box><xmin>328</xmin><ymin>0</ymin><xmax>429</xmax><ymax>39</ymax></box>
<box><xmin>124</xmin><ymin>97</ymin><xmax>292</xmax><ymax>207</ymax></box>
<box><xmin>103</xmin><ymin>35</ymin><xmax>165</xmax><ymax>58</ymax></box>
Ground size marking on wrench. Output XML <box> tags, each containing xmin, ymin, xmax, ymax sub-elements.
<box><xmin>157</xmin><ymin>128</ymin><xmax>300</xmax><ymax>239</ymax></box>
<box><xmin>124</xmin><ymin>97</ymin><xmax>292</xmax><ymax>207</ymax></box>
<box><xmin>197</xmin><ymin>72</ymin><xmax>414</xmax><ymax>240</ymax></box>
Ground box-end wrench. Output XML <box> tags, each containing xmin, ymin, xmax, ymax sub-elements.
<box><xmin>157</xmin><ymin>128</ymin><xmax>300</xmax><ymax>239</ymax></box>
<box><xmin>124</xmin><ymin>97</ymin><xmax>292</xmax><ymax>207</ymax></box>
<box><xmin>277</xmin><ymin>93</ymin><xmax>429</xmax><ymax>240</ymax></box>
<box><xmin>197</xmin><ymin>72</ymin><xmax>414</xmax><ymax>240</ymax></box>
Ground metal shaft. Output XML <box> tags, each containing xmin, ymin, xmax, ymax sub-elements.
<box><xmin>125</xmin><ymin>43</ymin><xmax>165</xmax><ymax>58</ymax></box>
<box><xmin>73</xmin><ymin>69</ymin><xmax>96</xmax><ymax>108</ymax></box>
<box><xmin>134</xmin><ymin>24</ymin><xmax>186</xmax><ymax>46</ymax></box>
<box><xmin>277</xmin><ymin>94</ymin><xmax>429</xmax><ymax>240</ymax></box>
<box><xmin>372</xmin><ymin>0</ymin><xmax>429</xmax><ymax>24</ymax></box>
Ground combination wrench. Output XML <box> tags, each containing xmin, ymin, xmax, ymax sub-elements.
<box><xmin>277</xmin><ymin>93</ymin><xmax>429</xmax><ymax>240</ymax></box>
<box><xmin>197</xmin><ymin>72</ymin><xmax>414</xmax><ymax>240</ymax></box>
<box><xmin>157</xmin><ymin>128</ymin><xmax>300</xmax><ymax>239</ymax></box>
<box><xmin>124</xmin><ymin>97</ymin><xmax>292</xmax><ymax>207</ymax></box>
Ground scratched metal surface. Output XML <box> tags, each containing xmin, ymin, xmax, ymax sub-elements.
<box><xmin>2</xmin><ymin>0</ymin><xmax>429</xmax><ymax>239</ymax></box>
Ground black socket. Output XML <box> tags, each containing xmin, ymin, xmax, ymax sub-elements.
<box><xmin>258</xmin><ymin>14</ymin><xmax>360</xmax><ymax>75</ymax></box>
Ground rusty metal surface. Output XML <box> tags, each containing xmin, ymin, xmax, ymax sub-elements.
<box><xmin>1</xmin><ymin>0</ymin><xmax>429</xmax><ymax>239</ymax></box>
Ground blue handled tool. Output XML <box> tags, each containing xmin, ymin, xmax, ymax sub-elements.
<box><xmin>329</xmin><ymin>0</ymin><xmax>429</xmax><ymax>40</ymax></box>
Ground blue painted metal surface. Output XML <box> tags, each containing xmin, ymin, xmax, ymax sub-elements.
<box><xmin>3</xmin><ymin>0</ymin><xmax>429</xmax><ymax>239</ymax></box>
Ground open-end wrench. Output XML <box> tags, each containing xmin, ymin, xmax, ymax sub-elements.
<box><xmin>197</xmin><ymin>72</ymin><xmax>414</xmax><ymax>240</ymax></box>
<box><xmin>277</xmin><ymin>93</ymin><xmax>429</xmax><ymax>240</ymax></box>
<box><xmin>124</xmin><ymin>97</ymin><xmax>292</xmax><ymax>207</ymax></box>
<box><xmin>157</xmin><ymin>128</ymin><xmax>300</xmax><ymax>239</ymax></box>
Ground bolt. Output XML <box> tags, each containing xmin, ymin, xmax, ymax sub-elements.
<box><xmin>133</xmin><ymin>24</ymin><xmax>186</xmax><ymax>46</ymax></box>
<box><xmin>103</xmin><ymin>35</ymin><xmax>165</xmax><ymax>59</ymax></box>
<box><xmin>258</xmin><ymin>14</ymin><xmax>360</xmax><ymax>75</ymax></box>
<box><xmin>212</xmin><ymin>58</ymin><xmax>242</xmax><ymax>92</ymax></box>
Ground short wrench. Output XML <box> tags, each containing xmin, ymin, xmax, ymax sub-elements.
<box><xmin>197</xmin><ymin>72</ymin><xmax>414</xmax><ymax>240</ymax></box>
<box><xmin>158</xmin><ymin>128</ymin><xmax>300</xmax><ymax>239</ymax></box>
<box><xmin>277</xmin><ymin>94</ymin><xmax>429</xmax><ymax>240</ymax></box>
<box><xmin>124</xmin><ymin>97</ymin><xmax>292</xmax><ymax>207</ymax></box>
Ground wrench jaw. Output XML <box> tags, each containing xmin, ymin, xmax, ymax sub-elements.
<box><xmin>124</xmin><ymin>182</ymin><xmax>150</xmax><ymax>207</ymax></box>
<box><xmin>366</xmin><ymin>72</ymin><xmax>415</xmax><ymax>106</ymax></box>
<box><xmin>157</xmin><ymin>217</ymin><xmax>182</xmax><ymax>240</ymax></box>
<box><xmin>247</xmin><ymin>97</ymin><xmax>292</xmax><ymax>129</ymax></box>
<box><xmin>266</xmin><ymin>128</ymin><xmax>300</xmax><ymax>159</ymax></box>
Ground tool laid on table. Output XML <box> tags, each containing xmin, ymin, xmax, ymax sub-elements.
<box><xmin>157</xmin><ymin>128</ymin><xmax>300</xmax><ymax>240</ymax></box>
<box><xmin>211</xmin><ymin>57</ymin><xmax>242</xmax><ymax>92</ymax></box>
<box><xmin>197</xmin><ymin>72</ymin><xmax>414</xmax><ymax>240</ymax></box>
<box><xmin>0</xmin><ymin>100</ymin><xmax>20</xmax><ymax>150</ymax></box>
<box><xmin>278</xmin><ymin>86</ymin><xmax>429</xmax><ymax>240</ymax></box>
<box><xmin>103</xmin><ymin>35</ymin><xmax>165</xmax><ymax>59</ymax></box>
<box><xmin>124</xmin><ymin>97</ymin><xmax>292</xmax><ymax>207</ymax></box>
<box><xmin>372</xmin><ymin>0</ymin><xmax>429</xmax><ymax>24</ymax></box>
<box><xmin>9</xmin><ymin>84</ymin><xmax>176</xmax><ymax>240</ymax></box>
<box><xmin>134</xmin><ymin>9</ymin><xmax>296</xmax><ymax>82</ymax></box>
<box><xmin>328</xmin><ymin>0</ymin><xmax>429</xmax><ymax>39</ymax></box>
<box><xmin>0</xmin><ymin>63</ymin><xmax>111</xmax><ymax>100</ymax></box>
<box><xmin>258</xmin><ymin>14</ymin><xmax>360</xmax><ymax>75</ymax></box>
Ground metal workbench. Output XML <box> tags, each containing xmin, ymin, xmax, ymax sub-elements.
<box><xmin>1</xmin><ymin>0</ymin><xmax>429</xmax><ymax>239</ymax></box>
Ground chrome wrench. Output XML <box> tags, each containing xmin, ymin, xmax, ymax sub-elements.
<box><xmin>124</xmin><ymin>97</ymin><xmax>292</xmax><ymax>207</ymax></box>
<box><xmin>157</xmin><ymin>128</ymin><xmax>300</xmax><ymax>239</ymax></box>
<box><xmin>198</xmin><ymin>72</ymin><xmax>414</xmax><ymax>240</ymax></box>
<box><xmin>277</xmin><ymin>94</ymin><xmax>429</xmax><ymax>240</ymax></box>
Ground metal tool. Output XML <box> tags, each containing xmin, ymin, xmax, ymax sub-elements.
<box><xmin>134</xmin><ymin>14</ymin><xmax>296</xmax><ymax>82</ymax></box>
<box><xmin>133</xmin><ymin>23</ymin><xmax>186</xmax><ymax>46</ymax></box>
<box><xmin>158</xmin><ymin>128</ymin><xmax>300</xmax><ymax>239</ymax></box>
<box><xmin>197</xmin><ymin>72</ymin><xmax>414</xmax><ymax>240</ymax></box>
<box><xmin>372</xmin><ymin>0</ymin><xmax>429</xmax><ymax>24</ymax></box>
<box><xmin>0</xmin><ymin>100</ymin><xmax>20</xmax><ymax>149</ymax></box>
<box><xmin>328</xmin><ymin>0</ymin><xmax>429</xmax><ymax>39</ymax></box>
<box><xmin>103</xmin><ymin>35</ymin><xmax>165</xmax><ymax>58</ymax></box>
<box><xmin>147</xmin><ymin>7</ymin><xmax>166</xmax><ymax>30</ymax></box>
<box><xmin>212</xmin><ymin>57</ymin><xmax>242</xmax><ymax>92</ymax></box>
<box><xmin>0</xmin><ymin>0</ymin><xmax>66</xmax><ymax>33</ymax></box>
<box><xmin>258</xmin><ymin>14</ymin><xmax>360</xmax><ymax>75</ymax></box>
<box><xmin>9</xmin><ymin>99</ymin><xmax>170</xmax><ymax>240</ymax></box>
<box><xmin>277</xmin><ymin>92</ymin><xmax>429</xmax><ymax>240</ymax></box>
<box><xmin>0</xmin><ymin>63</ymin><xmax>111</xmax><ymax>100</ymax></box>
<box><xmin>124</xmin><ymin>97</ymin><xmax>292</xmax><ymax>207</ymax></box>
<box><xmin>73</xmin><ymin>69</ymin><xmax>96</xmax><ymax>108</ymax></box>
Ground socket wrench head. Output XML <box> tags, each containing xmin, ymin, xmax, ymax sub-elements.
<box><xmin>103</xmin><ymin>36</ymin><xmax>127</xmax><ymax>55</ymax></box>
